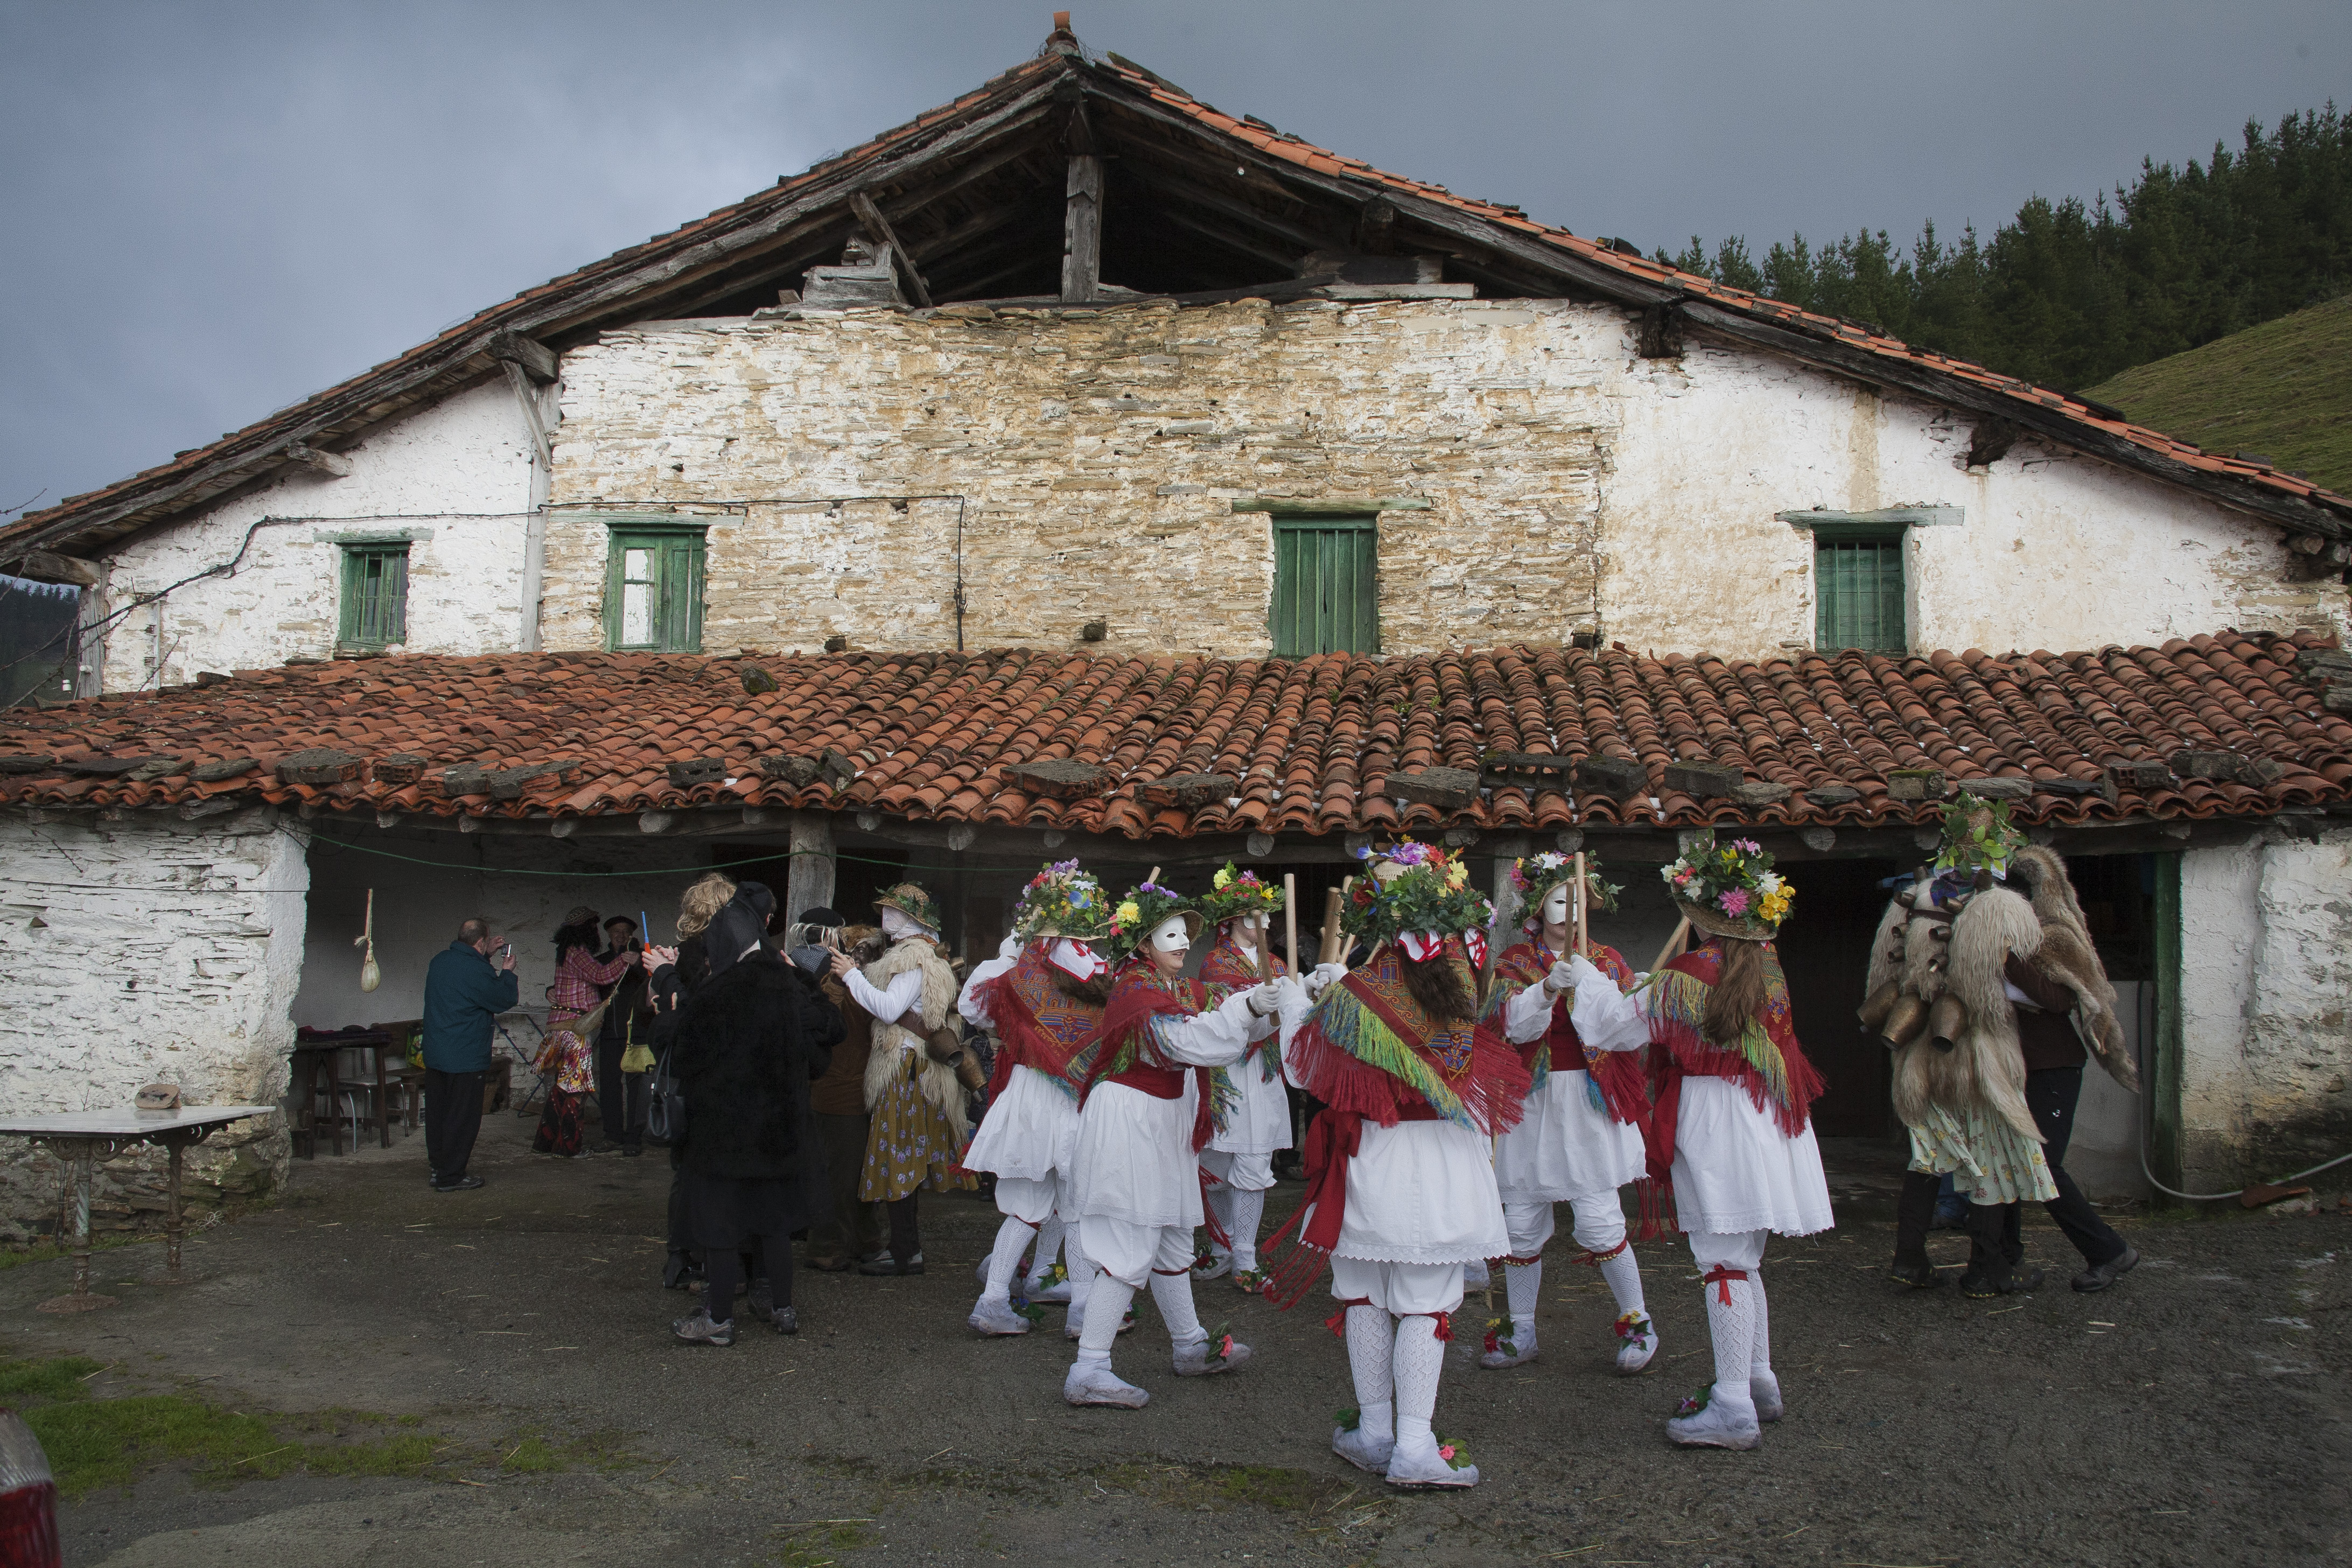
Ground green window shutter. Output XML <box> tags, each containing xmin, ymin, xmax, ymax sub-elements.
<box><xmin>1814</xmin><ymin>525</ymin><xmax>1906</xmax><ymax>652</ymax></box>
<box><xmin>1271</xmin><ymin>517</ymin><xmax>1378</xmax><ymax>656</ymax></box>
<box><xmin>605</xmin><ymin>526</ymin><xmax>708</xmax><ymax>652</ymax></box>
<box><xmin>338</xmin><ymin>545</ymin><xmax>409</xmax><ymax>648</ymax></box>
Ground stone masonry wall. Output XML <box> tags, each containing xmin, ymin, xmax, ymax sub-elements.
<box><xmin>0</xmin><ymin>809</ymin><xmax>307</xmax><ymax>1241</ymax></box>
<box><xmin>542</xmin><ymin>298</ymin><xmax>1621</xmax><ymax>656</ymax></box>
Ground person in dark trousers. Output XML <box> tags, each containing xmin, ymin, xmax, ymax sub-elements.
<box><xmin>1999</xmin><ymin>956</ymin><xmax>2139</xmax><ymax>1290</ymax></box>
<box><xmin>593</xmin><ymin>915</ymin><xmax>655</xmax><ymax>1154</ymax></box>
<box><xmin>801</xmin><ymin>912</ymin><xmax>884</xmax><ymax>1271</ymax></box>
<box><xmin>667</xmin><ymin>925</ymin><xmax>845</xmax><ymax>1345</ymax></box>
<box><xmin>419</xmin><ymin>917</ymin><xmax>519</xmax><ymax>1192</ymax></box>
<box><xmin>649</xmin><ymin>873</ymin><xmax>739</xmax><ymax>1289</ymax></box>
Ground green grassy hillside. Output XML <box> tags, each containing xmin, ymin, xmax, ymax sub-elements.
<box><xmin>2085</xmin><ymin>293</ymin><xmax>2352</xmax><ymax>498</ymax></box>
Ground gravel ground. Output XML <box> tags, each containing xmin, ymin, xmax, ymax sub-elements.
<box><xmin>6</xmin><ymin>1111</ymin><xmax>2346</xmax><ymax>1568</ymax></box>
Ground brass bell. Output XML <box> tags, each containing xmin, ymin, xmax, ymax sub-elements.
<box><xmin>1879</xmin><ymin>992</ymin><xmax>1929</xmax><ymax>1049</ymax></box>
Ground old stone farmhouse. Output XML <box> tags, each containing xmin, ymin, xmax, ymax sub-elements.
<box><xmin>2</xmin><ymin>18</ymin><xmax>2348</xmax><ymax>1235</ymax></box>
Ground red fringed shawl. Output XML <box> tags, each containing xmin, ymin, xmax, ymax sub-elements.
<box><xmin>1639</xmin><ymin>940</ymin><xmax>1826</xmax><ymax>1187</ymax></box>
<box><xmin>972</xmin><ymin>947</ymin><xmax>1106</xmax><ymax>1105</ymax></box>
<box><xmin>1487</xmin><ymin>938</ymin><xmax>1650</xmax><ymax>1126</ymax></box>
<box><xmin>1074</xmin><ymin>966</ymin><xmax>1232</xmax><ymax>1153</ymax></box>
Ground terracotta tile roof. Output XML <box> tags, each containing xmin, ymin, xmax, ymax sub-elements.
<box><xmin>8</xmin><ymin>45</ymin><xmax>2347</xmax><ymax>560</ymax></box>
<box><xmin>3</xmin><ymin>633</ymin><xmax>2343</xmax><ymax>838</ymax></box>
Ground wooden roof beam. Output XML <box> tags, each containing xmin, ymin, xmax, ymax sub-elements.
<box><xmin>848</xmin><ymin>192</ymin><xmax>934</xmax><ymax>308</ymax></box>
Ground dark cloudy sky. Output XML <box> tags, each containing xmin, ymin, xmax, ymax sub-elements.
<box><xmin>3</xmin><ymin>0</ymin><xmax>2344</xmax><ymax>519</ymax></box>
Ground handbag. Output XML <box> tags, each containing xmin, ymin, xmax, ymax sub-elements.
<box><xmin>646</xmin><ymin>1046</ymin><xmax>683</xmax><ymax>1143</ymax></box>
<box><xmin>618</xmin><ymin>1014</ymin><xmax>655</xmax><ymax>1074</ymax></box>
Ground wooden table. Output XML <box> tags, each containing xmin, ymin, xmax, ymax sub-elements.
<box><xmin>0</xmin><ymin>1106</ymin><xmax>276</xmax><ymax>1312</ymax></box>
<box><xmin>289</xmin><ymin>1037</ymin><xmax>395</xmax><ymax>1156</ymax></box>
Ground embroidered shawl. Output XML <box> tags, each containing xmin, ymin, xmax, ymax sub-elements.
<box><xmin>1199</xmin><ymin>929</ymin><xmax>1285</xmax><ymax>1126</ymax></box>
<box><xmin>1282</xmin><ymin>939</ymin><xmax>1528</xmax><ymax>1136</ymax></box>
<box><xmin>972</xmin><ymin>946</ymin><xmax>1106</xmax><ymax>1104</ymax></box>
<box><xmin>1638</xmin><ymin>940</ymin><xmax>1826</xmax><ymax>1184</ymax></box>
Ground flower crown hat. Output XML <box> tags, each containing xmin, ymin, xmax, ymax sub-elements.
<box><xmin>1509</xmin><ymin>849</ymin><xmax>1621</xmax><ymax>928</ymax></box>
<box><xmin>1660</xmin><ymin>832</ymin><xmax>1793</xmax><ymax>941</ymax></box>
<box><xmin>1105</xmin><ymin>880</ymin><xmax>1201</xmax><ymax>965</ymax></box>
<box><xmin>1344</xmin><ymin>840</ymin><xmax>1493</xmax><ymax>950</ymax></box>
<box><xmin>1199</xmin><ymin>863</ymin><xmax>1284</xmax><ymax>929</ymax></box>
<box><xmin>1934</xmin><ymin>793</ymin><xmax>2026</xmax><ymax>882</ymax></box>
<box><xmin>1012</xmin><ymin>860</ymin><xmax>1112</xmax><ymax>943</ymax></box>
<box><xmin>873</xmin><ymin>880</ymin><xmax>943</xmax><ymax>934</ymax></box>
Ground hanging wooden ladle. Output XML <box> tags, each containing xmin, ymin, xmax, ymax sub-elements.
<box><xmin>355</xmin><ymin>888</ymin><xmax>381</xmax><ymax>992</ymax></box>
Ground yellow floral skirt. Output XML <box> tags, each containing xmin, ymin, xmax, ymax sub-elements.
<box><xmin>1907</xmin><ymin>1104</ymin><xmax>2059</xmax><ymax>1205</ymax></box>
<box><xmin>859</xmin><ymin>1057</ymin><xmax>975</xmax><ymax>1203</ymax></box>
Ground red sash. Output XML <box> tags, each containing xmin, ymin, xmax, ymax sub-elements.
<box><xmin>1079</xmin><ymin>968</ymin><xmax>1229</xmax><ymax>1153</ymax></box>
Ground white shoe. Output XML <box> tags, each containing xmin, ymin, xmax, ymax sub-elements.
<box><xmin>1025</xmin><ymin>1271</ymin><xmax>1073</xmax><ymax>1304</ymax></box>
<box><xmin>1332</xmin><ymin>1422</ymin><xmax>1395</xmax><ymax>1475</ymax></box>
<box><xmin>1613</xmin><ymin>1310</ymin><xmax>1658</xmax><ymax>1374</ymax></box>
<box><xmin>1191</xmin><ymin>1250</ymin><xmax>1233</xmax><ymax>1280</ymax></box>
<box><xmin>1063</xmin><ymin>1362</ymin><xmax>1150</xmax><ymax>1409</ymax></box>
<box><xmin>1171</xmin><ymin>1334</ymin><xmax>1252</xmax><ymax>1377</ymax></box>
<box><xmin>1384</xmin><ymin>1434</ymin><xmax>1479</xmax><ymax>1489</ymax></box>
<box><xmin>1665</xmin><ymin>1385</ymin><xmax>1761</xmax><ymax>1450</ymax></box>
<box><xmin>967</xmin><ymin>1295</ymin><xmax>1032</xmax><ymax>1337</ymax></box>
<box><xmin>1751</xmin><ymin>1368</ymin><xmax>1783</xmax><ymax>1422</ymax></box>
<box><xmin>1461</xmin><ymin>1258</ymin><xmax>1491</xmax><ymax>1290</ymax></box>
<box><xmin>1478</xmin><ymin>1318</ymin><xmax>1538</xmax><ymax>1370</ymax></box>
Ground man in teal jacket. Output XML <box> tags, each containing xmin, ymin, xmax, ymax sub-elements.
<box><xmin>422</xmin><ymin>918</ymin><xmax>519</xmax><ymax>1191</ymax></box>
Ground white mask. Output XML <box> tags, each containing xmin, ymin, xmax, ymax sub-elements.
<box><xmin>882</xmin><ymin>907</ymin><xmax>930</xmax><ymax>941</ymax></box>
<box><xmin>1149</xmin><ymin>915</ymin><xmax>1192</xmax><ymax>956</ymax></box>
<box><xmin>1045</xmin><ymin>937</ymin><xmax>1106</xmax><ymax>979</ymax></box>
<box><xmin>1541</xmin><ymin>885</ymin><xmax>1572</xmax><ymax>925</ymax></box>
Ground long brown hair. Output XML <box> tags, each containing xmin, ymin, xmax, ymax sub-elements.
<box><xmin>1702</xmin><ymin>936</ymin><xmax>1767</xmax><ymax>1046</ymax></box>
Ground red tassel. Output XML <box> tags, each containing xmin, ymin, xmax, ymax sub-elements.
<box><xmin>1324</xmin><ymin>1296</ymin><xmax>1369</xmax><ymax>1337</ymax></box>
<box><xmin>1430</xmin><ymin>1311</ymin><xmax>1453</xmax><ymax>1342</ymax></box>
<box><xmin>1701</xmin><ymin>1264</ymin><xmax>1748</xmax><ymax>1305</ymax></box>
<box><xmin>1196</xmin><ymin>1164</ymin><xmax>1231</xmax><ymax>1251</ymax></box>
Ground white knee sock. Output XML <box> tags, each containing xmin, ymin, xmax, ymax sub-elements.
<box><xmin>1078</xmin><ymin>1273</ymin><xmax>1135</xmax><ymax>1357</ymax></box>
<box><xmin>1228</xmin><ymin>1188</ymin><xmax>1266</xmax><ymax>1270</ymax></box>
<box><xmin>1064</xmin><ymin>1227</ymin><xmax>1097</xmax><ymax>1303</ymax></box>
<box><xmin>1703</xmin><ymin>1278</ymin><xmax>1758</xmax><ymax>1414</ymax></box>
<box><xmin>983</xmin><ymin>1216</ymin><xmax>1033</xmax><ymax>1301</ymax></box>
<box><xmin>1749</xmin><ymin>1276</ymin><xmax>1772</xmax><ymax>1374</ymax></box>
<box><xmin>1028</xmin><ymin>1214</ymin><xmax>1066</xmax><ymax>1285</ymax></box>
<box><xmin>1149</xmin><ymin>1269</ymin><xmax>1207</xmax><ymax>1349</ymax></box>
<box><xmin>1391</xmin><ymin>1315</ymin><xmax>1446</xmax><ymax>1447</ymax></box>
<box><xmin>1204</xmin><ymin>1180</ymin><xmax>1235</xmax><ymax>1258</ymax></box>
<box><xmin>1346</xmin><ymin>1305</ymin><xmax>1395</xmax><ymax>1440</ymax></box>
<box><xmin>1598</xmin><ymin>1247</ymin><xmax>1646</xmax><ymax>1319</ymax></box>
<box><xmin>1503</xmin><ymin>1259</ymin><xmax>1541</xmax><ymax>1339</ymax></box>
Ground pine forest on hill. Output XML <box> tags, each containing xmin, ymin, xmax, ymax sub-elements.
<box><xmin>1654</xmin><ymin>106</ymin><xmax>2351</xmax><ymax>396</ymax></box>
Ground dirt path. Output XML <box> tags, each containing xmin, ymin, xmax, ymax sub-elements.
<box><xmin>5</xmin><ymin>1112</ymin><xmax>2344</xmax><ymax>1567</ymax></box>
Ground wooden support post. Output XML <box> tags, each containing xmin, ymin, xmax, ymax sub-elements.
<box><xmin>499</xmin><ymin>360</ymin><xmax>553</xmax><ymax>471</ymax></box>
<box><xmin>1061</xmin><ymin>154</ymin><xmax>1104</xmax><ymax>303</ymax></box>
<box><xmin>848</xmin><ymin>192</ymin><xmax>933</xmax><ymax>309</ymax></box>
<box><xmin>785</xmin><ymin>811</ymin><xmax>836</xmax><ymax>927</ymax></box>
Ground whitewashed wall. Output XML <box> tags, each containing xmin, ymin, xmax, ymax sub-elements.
<box><xmin>0</xmin><ymin>808</ymin><xmax>309</xmax><ymax>1240</ymax></box>
<box><xmin>1606</xmin><ymin>343</ymin><xmax>2348</xmax><ymax>657</ymax></box>
<box><xmin>94</xmin><ymin>376</ymin><xmax>544</xmax><ymax>691</ymax></box>
<box><xmin>2176</xmin><ymin>831</ymin><xmax>2352</xmax><ymax>1190</ymax></box>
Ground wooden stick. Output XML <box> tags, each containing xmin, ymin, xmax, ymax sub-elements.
<box><xmin>1573</xmin><ymin>851</ymin><xmax>1588</xmax><ymax>960</ymax></box>
<box><xmin>1319</xmin><ymin>883</ymin><xmax>1347</xmax><ymax>966</ymax></box>
<box><xmin>1145</xmin><ymin>865</ymin><xmax>1160</xmax><ymax>887</ymax></box>
<box><xmin>1650</xmin><ymin>915</ymin><xmax>1692</xmax><ymax>974</ymax></box>
<box><xmin>1283</xmin><ymin>874</ymin><xmax>1299</xmax><ymax>977</ymax></box>
<box><xmin>1255</xmin><ymin>911</ymin><xmax>1271</xmax><ymax>982</ymax></box>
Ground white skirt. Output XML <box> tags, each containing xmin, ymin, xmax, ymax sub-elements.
<box><xmin>1208</xmin><ymin>1053</ymin><xmax>1294</xmax><ymax>1157</ymax></box>
<box><xmin>1668</xmin><ymin>1077</ymin><xmax>1835</xmax><ymax>1237</ymax></box>
<box><xmin>960</xmin><ymin>1063</ymin><xmax>1078</xmax><ymax>1183</ymax></box>
<box><xmin>1074</xmin><ymin>1081</ymin><xmax>1203</xmax><ymax>1230</ymax></box>
<box><xmin>1325</xmin><ymin>1120</ymin><xmax>1509</xmax><ymax>1266</ymax></box>
<box><xmin>1494</xmin><ymin>1070</ymin><xmax>1646</xmax><ymax>1202</ymax></box>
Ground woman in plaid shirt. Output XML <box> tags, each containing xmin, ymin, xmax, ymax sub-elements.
<box><xmin>534</xmin><ymin>906</ymin><xmax>641</xmax><ymax>1157</ymax></box>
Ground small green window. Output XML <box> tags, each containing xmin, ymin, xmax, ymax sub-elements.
<box><xmin>1814</xmin><ymin>524</ymin><xmax>1907</xmax><ymax>652</ymax></box>
<box><xmin>338</xmin><ymin>544</ymin><xmax>409</xmax><ymax>649</ymax></box>
<box><xmin>604</xmin><ymin>527</ymin><xmax>706</xmax><ymax>652</ymax></box>
<box><xmin>1271</xmin><ymin>516</ymin><xmax>1378</xmax><ymax>657</ymax></box>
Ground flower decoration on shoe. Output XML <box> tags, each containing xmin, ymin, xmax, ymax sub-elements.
<box><xmin>1613</xmin><ymin>1309</ymin><xmax>1653</xmax><ymax>1341</ymax></box>
<box><xmin>1659</xmin><ymin>833</ymin><xmax>1792</xmax><ymax>940</ymax></box>
<box><xmin>1011</xmin><ymin>1296</ymin><xmax>1048</xmax><ymax>1324</ymax></box>
<box><xmin>1481</xmin><ymin>1317</ymin><xmax>1510</xmax><ymax>1356</ymax></box>
<box><xmin>1335</xmin><ymin>1406</ymin><xmax>1361</xmax><ymax>1432</ymax></box>
<box><xmin>1432</xmin><ymin>1434</ymin><xmax>1469</xmax><ymax>1469</ymax></box>
<box><xmin>1034</xmin><ymin>1259</ymin><xmax>1068</xmax><ymax>1291</ymax></box>
<box><xmin>1013</xmin><ymin>860</ymin><xmax>1113</xmax><ymax>943</ymax></box>
<box><xmin>1230</xmin><ymin>1268</ymin><xmax>1264</xmax><ymax>1294</ymax></box>
<box><xmin>1200</xmin><ymin>863</ymin><xmax>1284</xmax><ymax>928</ymax></box>
<box><xmin>1674</xmin><ymin>1383</ymin><xmax>1716</xmax><ymax>1418</ymax></box>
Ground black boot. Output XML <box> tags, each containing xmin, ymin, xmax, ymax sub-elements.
<box><xmin>1957</xmin><ymin>1202</ymin><xmax>2042</xmax><ymax>1297</ymax></box>
<box><xmin>1890</xmin><ymin>1170</ymin><xmax>1941</xmax><ymax>1289</ymax></box>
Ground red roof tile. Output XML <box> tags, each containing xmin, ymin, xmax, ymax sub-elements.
<box><xmin>1</xmin><ymin>634</ymin><xmax>2342</xmax><ymax>837</ymax></box>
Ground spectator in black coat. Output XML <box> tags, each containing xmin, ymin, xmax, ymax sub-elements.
<box><xmin>667</xmin><ymin>942</ymin><xmax>844</xmax><ymax>1345</ymax></box>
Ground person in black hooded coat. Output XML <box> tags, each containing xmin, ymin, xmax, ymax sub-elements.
<box><xmin>667</xmin><ymin>944</ymin><xmax>844</xmax><ymax>1344</ymax></box>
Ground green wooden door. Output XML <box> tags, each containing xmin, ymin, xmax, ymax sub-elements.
<box><xmin>1814</xmin><ymin>524</ymin><xmax>1906</xmax><ymax>652</ymax></box>
<box><xmin>1271</xmin><ymin>517</ymin><xmax>1378</xmax><ymax>656</ymax></box>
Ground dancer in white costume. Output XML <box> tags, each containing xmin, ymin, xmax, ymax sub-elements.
<box><xmin>1571</xmin><ymin>834</ymin><xmax>1832</xmax><ymax>1451</ymax></box>
<box><xmin>957</xmin><ymin>862</ymin><xmax>1114</xmax><ymax>1338</ymax></box>
<box><xmin>1063</xmin><ymin>882</ymin><xmax>1287</xmax><ymax>1409</ymax></box>
<box><xmin>1481</xmin><ymin>851</ymin><xmax>1658</xmax><ymax>1374</ymax></box>
<box><xmin>1191</xmin><ymin>865</ymin><xmax>1294</xmax><ymax>1294</ymax></box>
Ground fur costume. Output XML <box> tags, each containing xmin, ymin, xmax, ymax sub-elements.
<box><xmin>2007</xmin><ymin>845</ymin><xmax>2138</xmax><ymax>1092</ymax></box>
<box><xmin>1883</xmin><ymin>884</ymin><xmax>2045</xmax><ymax>1144</ymax></box>
<box><xmin>862</xmin><ymin>935</ymin><xmax>968</xmax><ymax>1141</ymax></box>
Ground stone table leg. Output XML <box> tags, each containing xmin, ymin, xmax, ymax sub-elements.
<box><xmin>38</xmin><ymin>1138</ymin><xmax>118</xmax><ymax>1313</ymax></box>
